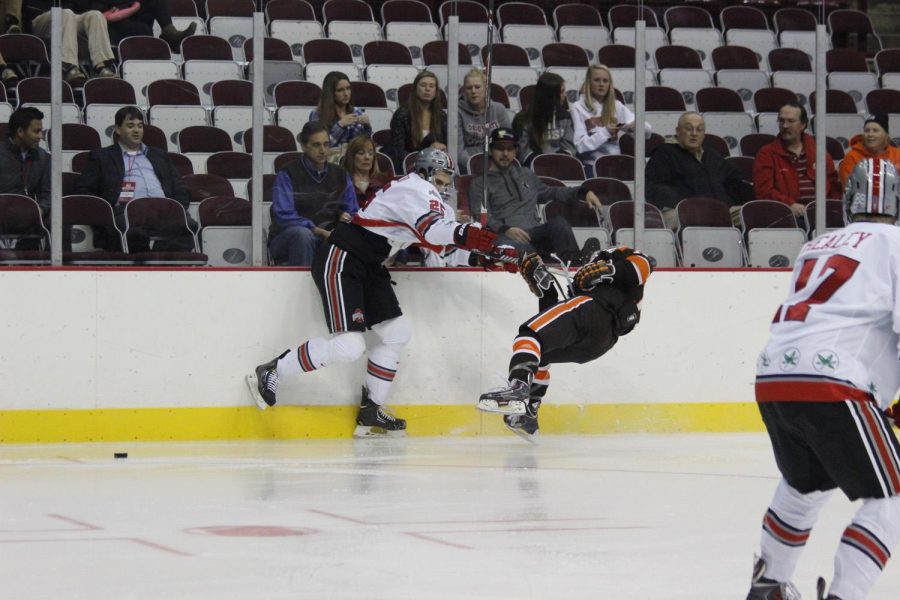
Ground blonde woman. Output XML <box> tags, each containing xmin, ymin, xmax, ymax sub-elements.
<box><xmin>570</xmin><ymin>64</ymin><xmax>651</xmax><ymax>171</ymax></box>
<box><xmin>341</xmin><ymin>135</ymin><xmax>386</xmax><ymax>205</ymax></box>
<box><xmin>457</xmin><ymin>67</ymin><xmax>511</xmax><ymax>173</ymax></box>
<box><xmin>386</xmin><ymin>70</ymin><xmax>447</xmax><ymax>172</ymax></box>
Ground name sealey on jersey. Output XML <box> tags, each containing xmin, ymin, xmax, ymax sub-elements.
<box><xmin>757</xmin><ymin>221</ymin><xmax>900</xmax><ymax>409</ymax></box>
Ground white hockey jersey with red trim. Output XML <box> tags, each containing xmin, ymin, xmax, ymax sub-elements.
<box><xmin>352</xmin><ymin>173</ymin><xmax>460</xmax><ymax>254</ymax></box>
<box><xmin>757</xmin><ymin>221</ymin><xmax>900</xmax><ymax>408</ymax></box>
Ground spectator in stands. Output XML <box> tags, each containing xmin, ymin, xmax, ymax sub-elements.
<box><xmin>269</xmin><ymin>121</ymin><xmax>358</xmax><ymax>267</ymax></box>
<box><xmin>310</xmin><ymin>71</ymin><xmax>372</xmax><ymax>164</ymax></box>
<box><xmin>75</xmin><ymin>106</ymin><xmax>195</xmax><ymax>252</ymax></box>
<box><xmin>646</xmin><ymin>111</ymin><xmax>752</xmax><ymax>228</ymax></box>
<box><xmin>512</xmin><ymin>72</ymin><xmax>576</xmax><ymax>166</ymax></box>
<box><xmin>0</xmin><ymin>107</ymin><xmax>50</xmax><ymax>217</ymax></box>
<box><xmin>0</xmin><ymin>49</ymin><xmax>19</xmax><ymax>86</ymax></box>
<box><xmin>753</xmin><ymin>102</ymin><xmax>841</xmax><ymax>218</ymax></box>
<box><xmin>457</xmin><ymin>67</ymin><xmax>511</xmax><ymax>174</ymax></box>
<box><xmin>341</xmin><ymin>134</ymin><xmax>386</xmax><ymax>206</ymax></box>
<box><xmin>838</xmin><ymin>113</ymin><xmax>900</xmax><ymax>186</ymax></box>
<box><xmin>27</xmin><ymin>0</ymin><xmax>118</xmax><ymax>84</ymax></box>
<box><xmin>469</xmin><ymin>127</ymin><xmax>603</xmax><ymax>264</ymax></box>
<box><xmin>386</xmin><ymin>70</ymin><xmax>447</xmax><ymax>174</ymax></box>
<box><xmin>1</xmin><ymin>0</ymin><xmax>22</xmax><ymax>33</ymax></box>
<box><xmin>95</xmin><ymin>0</ymin><xmax>197</xmax><ymax>50</ymax></box>
<box><xmin>571</xmin><ymin>64</ymin><xmax>651</xmax><ymax>175</ymax></box>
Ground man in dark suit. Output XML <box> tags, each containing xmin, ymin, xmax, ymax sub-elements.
<box><xmin>75</xmin><ymin>105</ymin><xmax>195</xmax><ymax>252</ymax></box>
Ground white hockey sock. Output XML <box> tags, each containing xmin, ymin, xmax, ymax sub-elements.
<box><xmin>276</xmin><ymin>333</ymin><xmax>366</xmax><ymax>378</ymax></box>
<box><xmin>365</xmin><ymin>345</ymin><xmax>398</xmax><ymax>406</ymax></box>
<box><xmin>830</xmin><ymin>495</ymin><xmax>900</xmax><ymax>600</ymax></box>
<box><xmin>759</xmin><ymin>479</ymin><xmax>833</xmax><ymax>582</ymax></box>
<box><xmin>366</xmin><ymin>317</ymin><xmax>411</xmax><ymax>405</ymax></box>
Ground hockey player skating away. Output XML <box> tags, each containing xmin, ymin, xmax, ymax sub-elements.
<box><xmin>476</xmin><ymin>246</ymin><xmax>653</xmax><ymax>441</ymax></box>
<box><xmin>247</xmin><ymin>148</ymin><xmax>517</xmax><ymax>437</ymax></box>
<box><xmin>746</xmin><ymin>158</ymin><xmax>900</xmax><ymax>600</ymax></box>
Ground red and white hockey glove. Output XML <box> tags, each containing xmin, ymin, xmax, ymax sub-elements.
<box><xmin>491</xmin><ymin>245</ymin><xmax>519</xmax><ymax>272</ymax></box>
<box><xmin>886</xmin><ymin>401</ymin><xmax>900</xmax><ymax>429</ymax></box>
<box><xmin>454</xmin><ymin>222</ymin><xmax>496</xmax><ymax>254</ymax></box>
<box><xmin>454</xmin><ymin>223</ymin><xmax>518</xmax><ymax>269</ymax></box>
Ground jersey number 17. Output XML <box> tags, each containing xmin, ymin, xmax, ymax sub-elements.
<box><xmin>773</xmin><ymin>255</ymin><xmax>860</xmax><ymax>323</ymax></box>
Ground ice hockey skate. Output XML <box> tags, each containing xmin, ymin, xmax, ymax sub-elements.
<box><xmin>477</xmin><ymin>378</ymin><xmax>529</xmax><ymax>414</ymax></box>
<box><xmin>746</xmin><ymin>556</ymin><xmax>801</xmax><ymax>600</ymax></box>
<box><xmin>503</xmin><ymin>400</ymin><xmax>540</xmax><ymax>443</ymax></box>
<box><xmin>353</xmin><ymin>387</ymin><xmax>407</xmax><ymax>438</ymax></box>
<box><xmin>246</xmin><ymin>351</ymin><xmax>286</xmax><ymax>410</ymax></box>
<box><xmin>816</xmin><ymin>577</ymin><xmax>840</xmax><ymax>600</ymax></box>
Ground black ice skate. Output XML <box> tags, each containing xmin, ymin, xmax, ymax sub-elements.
<box><xmin>746</xmin><ymin>556</ymin><xmax>801</xmax><ymax>600</ymax></box>
<box><xmin>503</xmin><ymin>400</ymin><xmax>540</xmax><ymax>443</ymax></box>
<box><xmin>353</xmin><ymin>387</ymin><xmax>407</xmax><ymax>438</ymax></box>
<box><xmin>477</xmin><ymin>378</ymin><xmax>529</xmax><ymax>414</ymax></box>
<box><xmin>816</xmin><ymin>577</ymin><xmax>841</xmax><ymax>600</ymax></box>
<box><xmin>245</xmin><ymin>350</ymin><xmax>288</xmax><ymax>410</ymax></box>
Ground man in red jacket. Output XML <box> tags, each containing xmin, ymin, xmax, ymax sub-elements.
<box><xmin>753</xmin><ymin>102</ymin><xmax>841</xmax><ymax>218</ymax></box>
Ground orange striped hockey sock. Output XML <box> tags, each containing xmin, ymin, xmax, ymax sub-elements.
<box><xmin>508</xmin><ymin>335</ymin><xmax>541</xmax><ymax>384</ymax></box>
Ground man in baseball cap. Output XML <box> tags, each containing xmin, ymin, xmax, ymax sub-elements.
<box><xmin>468</xmin><ymin>127</ymin><xmax>603</xmax><ymax>264</ymax></box>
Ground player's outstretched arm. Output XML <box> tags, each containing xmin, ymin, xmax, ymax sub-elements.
<box><xmin>453</xmin><ymin>223</ymin><xmax>517</xmax><ymax>265</ymax></box>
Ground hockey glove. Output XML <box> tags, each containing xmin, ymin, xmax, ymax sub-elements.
<box><xmin>573</xmin><ymin>260</ymin><xmax>616</xmax><ymax>292</ymax></box>
<box><xmin>887</xmin><ymin>401</ymin><xmax>900</xmax><ymax>429</ymax></box>
<box><xmin>520</xmin><ymin>252</ymin><xmax>551</xmax><ymax>297</ymax></box>
<box><xmin>453</xmin><ymin>222</ymin><xmax>497</xmax><ymax>254</ymax></box>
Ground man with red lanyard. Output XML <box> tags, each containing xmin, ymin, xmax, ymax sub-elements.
<box><xmin>76</xmin><ymin>105</ymin><xmax>194</xmax><ymax>252</ymax></box>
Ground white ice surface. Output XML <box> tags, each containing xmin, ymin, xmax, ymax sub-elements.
<box><xmin>2</xmin><ymin>434</ymin><xmax>899</xmax><ymax>599</ymax></box>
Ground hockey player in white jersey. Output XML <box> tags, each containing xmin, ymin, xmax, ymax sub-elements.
<box><xmin>247</xmin><ymin>148</ymin><xmax>516</xmax><ymax>437</ymax></box>
<box><xmin>747</xmin><ymin>158</ymin><xmax>900</xmax><ymax>600</ymax></box>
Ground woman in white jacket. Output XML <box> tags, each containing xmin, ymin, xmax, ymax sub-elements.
<box><xmin>570</xmin><ymin>64</ymin><xmax>652</xmax><ymax>174</ymax></box>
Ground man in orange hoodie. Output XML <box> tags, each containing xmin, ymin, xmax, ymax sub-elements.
<box><xmin>753</xmin><ymin>102</ymin><xmax>841</xmax><ymax>218</ymax></box>
<box><xmin>839</xmin><ymin>113</ymin><xmax>900</xmax><ymax>186</ymax></box>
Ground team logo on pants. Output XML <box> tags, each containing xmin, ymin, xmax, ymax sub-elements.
<box><xmin>812</xmin><ymin>350</ymin><xmax>839</xmax><ymax>372</ymax></box>
<box><xmin>779</xmin><ymin>348</ymin><xmax>801</xmax><ymax>371</ymax></box>
<box><xmin>352</xmin><ymin>308</ymin><xmax>365</xmax><ymax>324</ymax></box>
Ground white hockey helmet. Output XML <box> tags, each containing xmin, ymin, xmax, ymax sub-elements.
<box><xmin>844</xmin><ymin>158</ymin><xmax>900</xmax><ymax>222</ymax></box>
<box><xmin>414</xmin><ymin>147</ymin><xmax>455</xmax><ymax>182</ymax></box>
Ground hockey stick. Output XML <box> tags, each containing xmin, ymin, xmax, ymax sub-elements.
<box><xmin>479</xmin><ymin>0</ymin><xmax>495</xmax><ymax>228</ymax></box>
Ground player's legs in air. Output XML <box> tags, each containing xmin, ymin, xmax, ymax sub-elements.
<box><xmin>478</xmin><ymin>295</ymin><xmax>615</xmax><ymax>440</ymax></box>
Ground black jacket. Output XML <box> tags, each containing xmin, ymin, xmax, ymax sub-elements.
<box><xmin>645</xmin><ymin>142</ymin><xmax>752</xmax><ymax>209</ymax></box>
<box><xmin>386</xmin><ymin>106</ymin><xmax>447</xmax><ymax>174</ymax></box>
<box><xmin>0</xmin><ymin>139</ymin><xmax>51</xmax><ymax>214</ymax></box>
<box><xmin>75</xmin><ymin>144</ymin><xmax>190</xmax><ymax>210</ymax></box>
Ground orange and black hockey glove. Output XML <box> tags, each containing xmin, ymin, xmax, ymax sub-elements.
<box><xmin>573</xmin><ymin>260</ymin><xmax>615</xmax><ymax>292</ymax></box>
<box><xmin>519</xmin><ymin>252</ymin><xmax>545</xmax><ymax>296</ymax></box>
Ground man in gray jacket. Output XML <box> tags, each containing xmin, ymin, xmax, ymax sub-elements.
<box><xmin>469</xmin><ymin>128</ymin><xmax>604</xmax><ymax>264</ymax></box>
<box><xmin>458</xmin><ymin>68</ymin><xmax>511</xmax><ymax>174</ymax></box>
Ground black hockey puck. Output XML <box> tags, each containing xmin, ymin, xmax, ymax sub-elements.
<box><xmin>114</xmin><ymin>452</ymin><xmax>128</xmax><ymax>459</ymax></box>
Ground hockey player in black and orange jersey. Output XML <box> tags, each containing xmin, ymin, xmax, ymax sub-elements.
<box><xmin>477</xmin><ymin>246</ymin><xmax>653</xmax><ymax>441</ymax></box>
<box><xmin>247</xmin><ymin>148</ymin><xmax>517</xmax><ymax>437</ymax></box>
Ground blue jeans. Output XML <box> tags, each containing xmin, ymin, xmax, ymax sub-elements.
<box><xmin>269</xmin><ymin>225</ymin><xmax>319</xmax><ymax>266</ymax></box>
<box><xmin>495</xmin><ymin>216</ymin><xmax>580</xmax><ymax>263</ymax></box>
